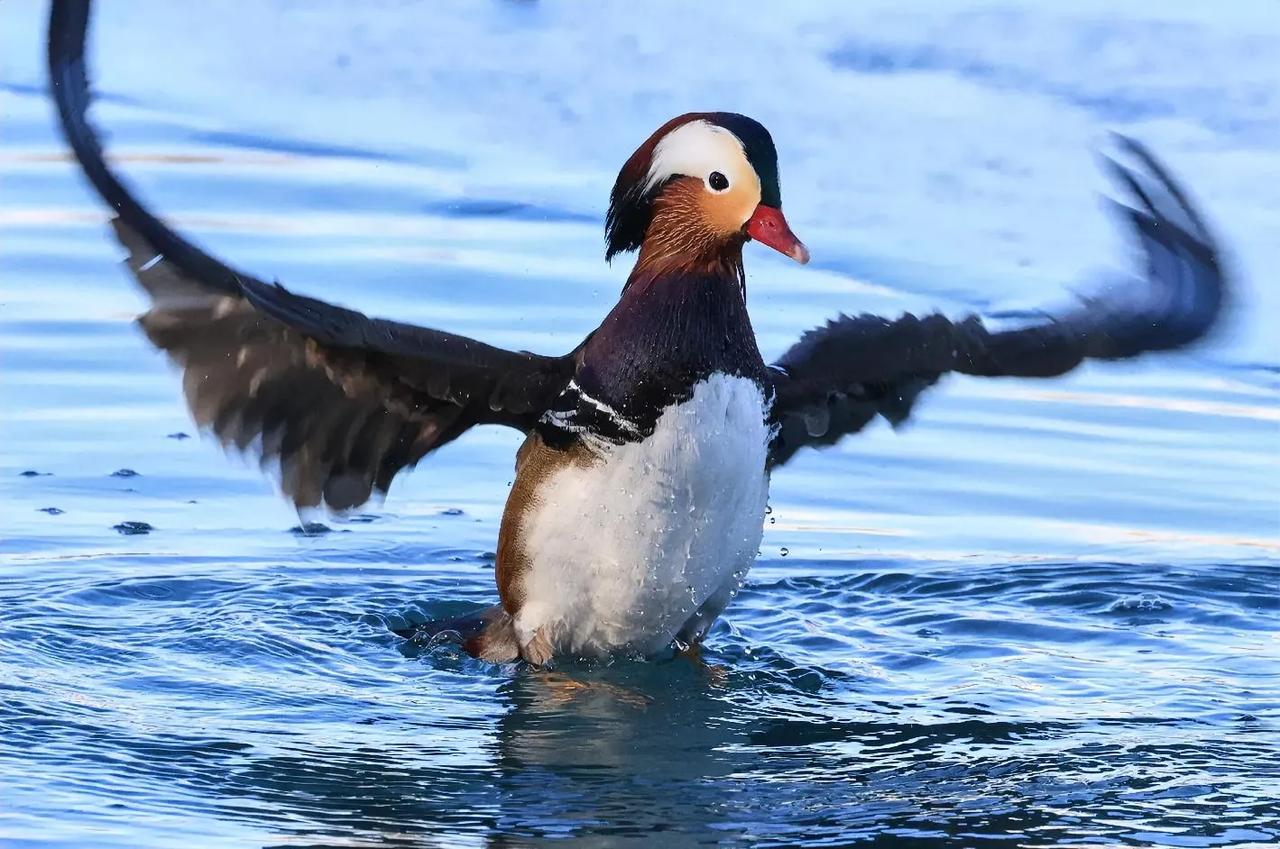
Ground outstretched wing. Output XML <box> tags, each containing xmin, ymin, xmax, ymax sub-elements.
<box><xmin>48</xmin><ymin>0</ymin><xmax>574</xmax><ymax>508</ymax></box>
<box><xmin>768</xmin><ymin>138</ymin><xmax>1227</xmax><ymax>467</ymax></box>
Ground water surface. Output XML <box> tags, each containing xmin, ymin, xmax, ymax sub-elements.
<box><xmin>2</xmin><ymin>2</ymin><xmax>1278</xmax><ymax>846</ymax></box>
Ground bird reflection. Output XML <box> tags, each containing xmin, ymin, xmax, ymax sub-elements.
<box><xmin>487</xmin><ymin>662</ymin><xmax>747</xmax><ymax>842</ymax></box>
<box><xmin>208</xmin><ymin>656</ymin><xmax>750</xmax><ymax>847</ymax></box>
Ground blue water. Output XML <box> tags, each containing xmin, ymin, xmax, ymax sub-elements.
<box><xmin>2</xmin><ymin>2</ymin><xmax>1279</xmax><ymax>846</ymax></box>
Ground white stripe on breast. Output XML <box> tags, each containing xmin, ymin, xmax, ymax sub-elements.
<box><xmin>513</xmin><ymin>373</ymin><xmax>772</xmax><ymax>657</ymax></box>
<box><xmin>541</xmin><ymin>378</ymin><xmax>643</xmax><ymax>438</ymax></box>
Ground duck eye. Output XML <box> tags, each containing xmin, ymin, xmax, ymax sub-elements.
<box><xmin>707</xmin><ymin>171</ymin><xmax>730</xmax><ymax>192</ymax></box>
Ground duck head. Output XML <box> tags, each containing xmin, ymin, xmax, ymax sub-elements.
<box><xmin>605</xmin><ymin>113</ymin><xmax>809</xmax><ymax>275</ymax></box>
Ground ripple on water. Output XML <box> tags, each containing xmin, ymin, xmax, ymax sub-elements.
<box><xmin>3</xmin><ymin>14</ymin><xmax>1279</xmax><ymax>841</ymax></box>
<box><xmin>2</xmin><ymin>542</ymin><xmax>1278</xmax><ymax>847</ymax></box>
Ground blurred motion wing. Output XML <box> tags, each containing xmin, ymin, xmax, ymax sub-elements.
<box><xmin>768</xmin><ymin>139</ymin><xmax>1228</xmax><ymax>467</ymax></box>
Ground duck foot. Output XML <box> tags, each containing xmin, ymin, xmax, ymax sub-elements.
<box><xmin>674</xmin><ymin>640</ymin><xmax>727</xmax><ymax>685</ymax></box>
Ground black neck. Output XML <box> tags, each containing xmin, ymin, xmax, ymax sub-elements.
<box><xmin>540</xmin><ymin>267</ymin><xmax>767</xmax><ymax>446</ymax></box>
<box><xmin>588</xmin><ymin>266</ymin><xmax>765</xmax><ymax>405</ymax></box>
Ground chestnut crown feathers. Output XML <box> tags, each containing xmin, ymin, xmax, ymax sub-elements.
<box><xmin>604</xmin><ymin>112</ymin><xmax>782</xmax><ymax>261</ymax></box>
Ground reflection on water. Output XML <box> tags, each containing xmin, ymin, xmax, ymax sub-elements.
<box><xmin>3</xmin><ymin>4</ymin><xmax>1280</xmax><ymax>846</ymax></box>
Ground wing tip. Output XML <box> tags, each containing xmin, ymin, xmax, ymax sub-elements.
<box><xmin>1096</xmin><ymin>136</ymin><xmax>1229</xmax><ymax>354</ymax></box>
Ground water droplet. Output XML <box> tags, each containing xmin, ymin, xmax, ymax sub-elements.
<box><xmin>1107</xmin><ymin>593</ymin><xmax>1173</xmax><ymax>613</ymax></box>
<box><xmin>780</xmin><ymin>547</ymin><xmax>789</xmax><ymax>557</ymax></box>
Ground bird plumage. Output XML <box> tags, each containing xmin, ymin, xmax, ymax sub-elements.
<box><xmin>49</xmin><ymin>0</ymin><xmax>1229</xmax><ymax>665</ymax></box>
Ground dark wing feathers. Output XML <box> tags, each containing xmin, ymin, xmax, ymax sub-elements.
<box><xmin>51</xmin><ymin>0</ymin><xmax>573</xmax><ymax>509</ymax></box>
<box><xmin>233</xmin><ymin>277</ymin><xmax>560</xmax><ymax>420</ymax></box>
<box><xmin>53</xmin><ymin>0</ymin><xmax>1230</xmax><ymax>492</ymax></box>
<box><xmin>769</xmin><ymin>139</ymin><xmax>1227</xmax><ymax>467</ymax></box>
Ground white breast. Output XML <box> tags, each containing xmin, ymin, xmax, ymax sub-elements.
<box><xmin>514</xmin><ymin>373</ymin><xmax>771</xmax><ymax>657</ymax></box>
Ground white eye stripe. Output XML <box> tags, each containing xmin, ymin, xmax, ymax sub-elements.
<box><xmin>643</xmin><ymin>120</ymin><xmax>745</xmax><ymax>194</ymax></box>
